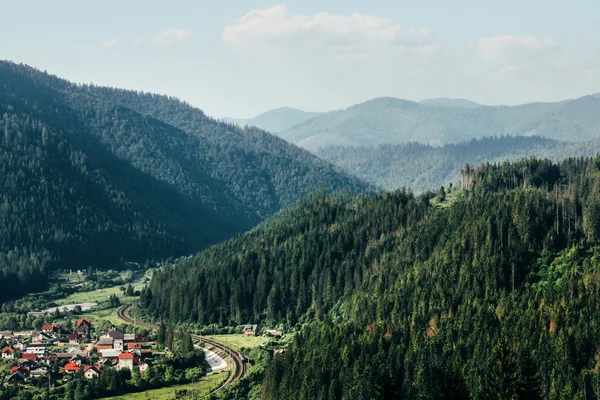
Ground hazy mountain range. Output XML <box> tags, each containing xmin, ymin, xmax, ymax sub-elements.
<box><xmin>317</xmin><ymin>135</ymin><xmax>600</xmax><ymax>192</ymax></box>
<box><xmin>222</xmin><ymin>107</ymin><xmax>322</xmax><ymax>133</ymax></box>
<box><xmin>270</xmin><ymin>95</ymin><xmax>600</xmax><ymax>151</ymax></box>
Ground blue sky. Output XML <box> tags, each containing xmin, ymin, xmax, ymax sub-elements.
<box><xmin>2</xmin><ymin>1</ymin><xmax>599</xmax><ymax>118</ymax></box>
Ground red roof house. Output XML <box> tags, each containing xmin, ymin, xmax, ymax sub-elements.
<box><xmin>21</xmin><ymin>353</ymin><xmax>36</xmax><ymax>362</ymax></box>
<box><xmin>63</xmin><ymin>362</ymin><xmax>81</xmax><ymax>373</ymax></box>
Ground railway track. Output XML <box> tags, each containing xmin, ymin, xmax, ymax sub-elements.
<box><xmin>116</xmin><ymin>305</ymin><xmax>246</xmax><ymax>393</ymax></box>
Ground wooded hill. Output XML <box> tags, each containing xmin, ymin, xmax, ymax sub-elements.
<box><xmin>142</xmin><ymin>156</ymin><xmax>600</xmax><ymax>399</ymax></box>
<box><xmin>0</xmin><ymin>61</ymin><xmax>367</xmax><ymax>301</ymax></box>
<box><xmin>317</xmin><ymin>136</ymin><xmax>600</xmax><ymax>192</ymax></box>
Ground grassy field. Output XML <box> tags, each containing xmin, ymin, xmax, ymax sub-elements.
<box><xmin>206</xmin><ymin>334</ymin><xmax>269</xmax><ymax>352</ymax></box>
<box><xmin>431</xmin><ymin>189</ymin><xmax>464</xmax><ymax>209</ymax></box>
<box><xmin>55</xmin><ymin>282</ymin><xmax>145</xmax><ymax>306</ymax></box>
<box><xmin>101</xmin><ymin>372</ymin><xmax>227</xmax><ymax>400</ymax></box>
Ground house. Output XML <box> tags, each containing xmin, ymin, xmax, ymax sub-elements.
<box><xmin>113</xmin><ymin>339</ymin><xmax>124</xmax><ymax>352</ymax></box>
<box><xmin>266</xmin><ymin>329</ymin><xmax>283</xmax><ymax>338</ymax></box>
<box><xmin>70</xmin><ymin>354</ymin><xmax>85</xmax><ymax>366</ymax></box>
<box><xmin>1</xmin><ymin>346</ymin><xmax>15</xmax><ymax>359</ymax></box>
<box><xmin>29</xmin><ymin>369</ymin><xmax>49</xmax><ymax>379</ymax></box>
<box><xmin>27</xmin><ymin>347</ymin><xmax>49</xmax><ymax>359</ymax></box>
<box><xmin>14</xmin><ymin>342</ymin><xmax>27</xmax><ymax>351</ymax></box>
<box><xmin>76</xmin><ymin>318</ymin><xmax>91</xmax><ymax>334</ymax></box>
<box><xmin>11</xmin><ymin>366</ymin><xmax>28</xmax><ymax>375</ymax></box>
<box><xmin>7</xmin><ymin>370</ymin><xmax>25</xmax><ymax>385</ymax></box>
<box><xmin>123</xmin><ymin>334</ymin><xmax>136</xmax><ymax>342</ymax></box>
<box><xmin>0</xmin><ymin>331</ymin><xmax>14</xmax><ymax>340</ymax></box>
<box><xmin>127</xmin><ymin>342</ymin><xmax>142</xmax><ymax>350</ymax></box>
<box><xmin>68</xmin><ymin>332</ymin><xmax>84</xmax><ymax>345</ymax></box>
<box><xmin>117</xmin><ymin>352</ymin><xmax>139</xmax><ymax>370</ymax></box>
<box><xmin>42</xmin><ymin>324</ymin><xmax>58</xmax><ymax>335</ymax></box>
<box><xmin>96</xmin><ymin>337</ymin><xmax>113</xmax><ymax>350</ymax></box>
<box><xmin>21</xmin><ymin>353</ymin><xmax>37</xmax><ymax>363</ymax></box>
<box><xmin>105</xmin><ymin>327</ymin><xmax>124</xmax><ymax>341</ymax></box>
<box><xmin>100</xmin><ymin>349</ymin><xmax>121</xmax><ymax>360</ymax></box>
<box><xmin>83</xmin><ymin>365</ymin><xmax>100</xmax><ymax>379</ymax></box>
<box><xmin>63</xmin><ymin>362</ymin><xmax>81</xmax><ymax>374</ymax></box>
<box><xmin>244</xmin><ymin>324</ymin><xmax>258</xmax><ymax>336</ymax></box>
<box><xmin>32</xmin><ymin>332</ymin><xmax>54</xmax><ymax>345</ymax></box>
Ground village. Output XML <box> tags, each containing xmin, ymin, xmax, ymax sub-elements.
<box><xmin>0</xmin><ymin>318</ymin><xmax>152</xmax><ymax>388</ymax></box>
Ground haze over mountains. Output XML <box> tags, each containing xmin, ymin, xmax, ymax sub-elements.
<box><xmin>272</xmin><ymin>95</ymin><xmax>600</xmax><ymax>151</ymax></box>
<box><xmin>222</xmin><ymin>107</ymin><xmax>322</xmax><ymax>133</ymax></box>
<box><xmin>0</xmin><ymin>61</ymin><xmax>368</xmax><ymax>300</ymax></box>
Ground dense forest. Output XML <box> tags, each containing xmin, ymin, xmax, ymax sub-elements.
<box><xmin>317</xmin><ymin>136</ymin><xmax>600</xmax><ymax>192</ymax></box>
<box><xmin>143</xmin><ymin>156</ymin><xmax>600</xmax><ymax>399</ymax></box>
<box><xmin>0</xmin><ymin>61</ymin><xmax>367</xmax><ymax>301</ymax></box>
<box><xmin>279</xmin><ymin>95</ymin><xmax>600</xmax><ymax>151</ymax></box>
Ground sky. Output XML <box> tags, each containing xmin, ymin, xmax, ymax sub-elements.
<box><xmin>2</xmin><ymin>0</ymin><xmax>599</xmax><ymax>118</ymax></box>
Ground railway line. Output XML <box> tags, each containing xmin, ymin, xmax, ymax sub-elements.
<box><xmin>116</xmin><ymin>305</ymin><xmax>246</xmax><ymax>393</ymax></box>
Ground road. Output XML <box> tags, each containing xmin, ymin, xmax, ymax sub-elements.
<box><xmin>116</xmin><ymin>305</ymin><xmax>247</xmax><ymax>394</ymax></box>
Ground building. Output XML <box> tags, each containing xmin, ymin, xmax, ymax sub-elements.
<box><xmin>100</xmin><ymin>349</ymin><xmax>121</xmax><ymax>360</ymax></box>
<box><xmin>27</xmin><ymin>347</ymin><xmax>49</xmax><ymax>359</ymax></box>
<box><xmin>76</xmin><ymin>318</ymin><xmax>91</xmax><ymax>334</ymax></box>
<box><xmin>113</xmin><ymin>339</ymin><xmax>124</xmax><ymax>352</ymax></box>
<box><xmin>21</xmin><ymin>353</ymin><xmax>36</xmax><ymax>363</ymax></box>
<box><xmin>123</xmin><ymin>334</ymin><xmax>136</xmax><ymax>342</ymax></box>
<box><xmin>266</xmin><ymin>329</ymin><xmax>283</xmax><ymax>338</ymax></box>
<box><xmin>63</xmin><ymin>362</ymin><xmax>81</xmax><ymax>374</ymax></box>
<box><xmin>42</xmin><ymin>324</ymin><xmax>58</xmax><ymax>335</ymax></box>
<box><xmin>96</xmin><ymin>337</ymin><xmax>113</xmax><ymax>350</ymax></box>
<box><xmin>104</xmin><ymin>327</ymin><xmax>125</xmax><ymax>341</ymax></box>
<box><xmin>0</xmin><ymin>331</ymin><xmax>14</xmax><ymax>340</ymax></box>
<box><xmin>7</xmin><ymin>370</ymin><xmax>25</xmax><ymax>385</ymax></box>
<box><xmin>14</xmin><ymin>342</ymin><xmax>27</xmax><ymax>352</ymax></box>
<box><xmin>244</xmin><ymin>324</ymin><xmax>258</xmax><ymax>336</ymax></box>
<box><xmin>1</xmin><ymin>346</ymin><xmax>15</xmax><ymax>359</ymax></box>
<box><xmin>29</xmin><ymin>369</ymin><xmax>49</xmax><ymax>379</ymax></box>
<box><xmin>68</xmin><ymin>332</ymin><xmax>84</xmax><ymax>345</ymax></box>
<box><xmin>117</xmin><ymin>352</ymin><xmax>139</xmax><ymax>370</ymax></box>
<box><xmin>84</xmin><ymin>365</ymin><xmax>100</xmax><ymax>379</ymax></box>
<box><xmin>32</xmin><ymin>332</ymin><xmax>54</xmax><ymax>345</ymax></box>
<box><xmin>127</xmin><ymin>342</ymin><xmax>143</xmax><ymax>350</ymax></box>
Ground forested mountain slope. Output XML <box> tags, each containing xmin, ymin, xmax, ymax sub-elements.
<box><xmin>317</xmin><ymin>136</ymin><xmax>600</xmax><ymax>192</ymax></box>
<box><xmin>143</xmin><ymin>157</ymin><xmax>600</xmax><ymax>399</ymax></box>
<box><xmin>279</xmin><ymin>95</ymin><xmax>600</xmax><ymax>151</ymax></box>
<box><xmin>0</xmin><ymin>61</ymin><xmax>367</xmax><ymax>301</ymax></box>
<box><xmin>223</xmin><ymin>107</ymin><xmax>321</xmax><ymax>133</ymax></box>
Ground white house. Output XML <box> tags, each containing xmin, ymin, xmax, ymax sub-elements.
<box><xmin>113</xmin><ymin>339</ymin><xmax>124</xmax><ymax>352</ymax></box>
<box><xmin>1</xmin><ymin>346</ymin><xmax>15</xmax><ymax>359</ymax></box>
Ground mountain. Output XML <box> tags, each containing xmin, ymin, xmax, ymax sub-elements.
<box><xmin>279</xmin><ymin>95</ymin><xmax>600</xmax><ymax>151</ymax></box>
<box><xmin>420</xmin><ymin>97</ymin><xmax>482</xmax><ymax>108</ymax></box>
<box><xmin>316</xmin><ymin>135</ymin><xmax>600</xmax><ymax>192</ymax></box>
<box><xmin>141</xmin><ymin>157</ymin><xmax>600</xmax><ymax>399</ymax></box>
<box><xmin>0</xmin><ymin>61</ymin><xmax>368</xmax><ymax>301</ymax></box>
<box><xmin>222</xmin><ymin>107</ymin><xmax>322</xmax><ymax>133</ymax></box>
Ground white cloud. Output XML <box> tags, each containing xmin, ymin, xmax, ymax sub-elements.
<box><xmin>152</xmin><ymin>28</ymin><xmax>191</xmax><ymax>46</ymax></box>
<box><xmin>101</xmin><ymin>39</ymin><xmax>118</xmax><ymax>48</ymax></box>
<box><xmin>472</xmin><ymin>35</ymin><xmax>559</xmax><ymax>59</ymax></box>
<box><xmin>222</xmin><ymin>5</ymin><xmax>434</xmax><ymax>58</ymax></box>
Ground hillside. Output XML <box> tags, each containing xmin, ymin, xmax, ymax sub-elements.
<box><xmin>222</xmin><ymin>107</ymin><xmax>322</xmax><ymax>133</ymax></box>
<box><xmin>279</xmin><ymin>95</ymin><xmax>600</xmax><ymax>151</ymax></box>
<box><xmin>420</xmin><ymin>98</ymin><xmax>482</xmax><ymax>108</ymax></box>
<box><xmin>0</xmin><ymin>61</ymin><xmax>368</xmax><ymax>302</ymax></box>
<box><xmin>316</xmin><ymin>136</ymin><xmax>600</xmax><ymax>192</ymax></box>
<box><xmin>141</xmin><ymin>157</ymin><xmax>600</xmax><ymax>399</ymax></box>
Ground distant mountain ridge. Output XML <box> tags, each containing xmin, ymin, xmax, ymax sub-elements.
<box><xmin>316</xmin><ymin>135</ymin><xmax>600</xmax><ymax>192</ymax></box>
<box><xmin>420</xmin><ymin>98</ymin><xmax>482</xmax><ymax>108</ymax></box>
<box><xmin>279</xmin><ymin>95</ymin><xmax>600</xmax><ymax>151</ymax></box>
<box><xmin>223</xmin><ymin>106</ymin><xmax>322</xmax><ymax>133</ymax></box>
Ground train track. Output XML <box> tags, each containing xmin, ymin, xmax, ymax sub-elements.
<box><xmin>116</xmin><ymin>305</ymin><xmax>246</xmax><ymax>393</ymax></box>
